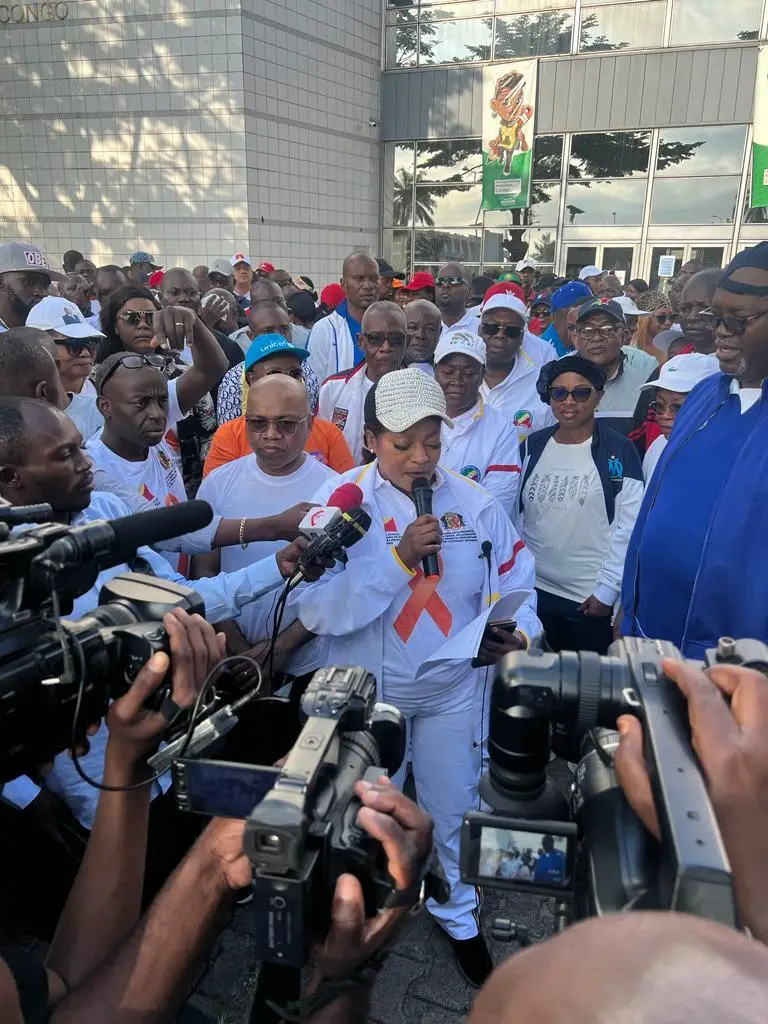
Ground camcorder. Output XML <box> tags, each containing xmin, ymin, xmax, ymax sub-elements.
<box><xmin>0</xmin><ymin>500</ymin><xmax>212</xmax><ymax>781</ymax></box>
<box><xmin>460</xmin><ymin>636</ymin><xmax>768</xmax><ymax>936</ymax></box>
<box><xmin>169</xmin><ymin>665</ymin><xmax>438</xmax><ymax>969</ymax></box>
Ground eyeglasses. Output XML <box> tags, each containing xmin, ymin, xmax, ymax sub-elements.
<box><xmin>246</xmin><ymin>416</ymin><xmax>308</xmax><ymax>436</ymax></box>
<box><xmin>654</xmin><ymin>312</ymin><xmax>674</xmax><ymax>324</ymax></box>
<box><xmin>63</xmin><ymin>339</ymin><xmax>98</xmax><ymax>355</ymax></box>
<box><xmin>480</xmin><ymin>322</ymin><xmax>523</xmax><ymax>339</ymax></box>
<box><xmin>577</xmin><ymin>324</ymin><xmax>620</xmax><ymax>340</ymax></box>
<box><xmin>649</xmin><ymin>399</ymin><xmax>685</xmax><ymax>418</ymax></box>
<box><xmin>98</xmin><ymin>352</ymin><xmax>169</xmax><ymax>394</ymax></box>
<box><xmin>699</xmin><ymin>309</ymin><xmax>768</xmax><ymax>336</ymax></box>
<box><xmin>549</xmin><ymin>385</ymin><xmax>596</xmax><ymax>404</ymax></box>
<box><xmin>363</xmin><ymin>331</ymin><xmax>406</xmax><ymax>348</ymax></box>
<box><xmin>531</xmin><ymin>307</ymin><xmax>550</xmax><ymax>317</ymax></box>
<box><xmin>118</xmin><ymin>310</ymin><xmax>156</xmax><ymax>327</ymax></box>
<box><xmin>435</xmin><ymin>276</ymin><xmax>467</xmax><ymax>287</ymax></box>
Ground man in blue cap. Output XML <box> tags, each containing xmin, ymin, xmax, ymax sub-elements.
<box><xmin>127</xmin><ymin>250</ymin><xmax>162</xmax><ymax>285</ymax></box>
<box><xmin>621</xmin><ymin>242</ymin><xmax>768</xmax><ymax>656</ymax></box>
<box><xmin>542</xmin><ymin>280</ymin><xmax>592</xmax><ymax>356</ymax></box>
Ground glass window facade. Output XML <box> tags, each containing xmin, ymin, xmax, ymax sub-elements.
<box><xmin>385</xmin><ymin>0</ymin><xmax>760</xmax><ymax>68</ymax></box>
<box><xmin>383</xmin><ymin>124</ymin><xmax>756</xmax><ymax>277</ymax></box>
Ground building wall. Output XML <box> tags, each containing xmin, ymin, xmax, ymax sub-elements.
<box><xmin>241</xmin><ymin>0</ymin><xmax>382</xmax><ymax>282</ymax></box>
<box><xmin>382</xmin><ymin>46</ymin><xmax>760</xmax><ymax>140</ymax></box>
<box><xmin>0</xmin><ymin>0</ymin><xmax>249</xmax><ymax>268</ymax></box>
<box><xmin>0</xmin><ymin>0</ymin><xmax>382</xmax><ymax>281</ymax></box>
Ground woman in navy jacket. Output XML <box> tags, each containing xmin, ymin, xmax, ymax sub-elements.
<box><xmin>517</xmin><ymin>355</ymin><xmax>644</xmax><ymax>653</ymax></box>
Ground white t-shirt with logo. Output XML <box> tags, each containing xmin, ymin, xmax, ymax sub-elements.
<box><xmin>519</xmin><ymin>436</ymin><xmax>609</xmax><ymax>604</ymax></box>
<box><xmin>85</xmin><ymin>378</ymin><xmax>192</xmax><ymax>570</ymax></box>
<box><xmin>196</xmin><ymin>453</ymin><xmax>338</xmax><ymax>651</ymax></box>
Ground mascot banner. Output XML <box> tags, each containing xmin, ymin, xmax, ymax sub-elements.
<box><xmin>482</xmin><ymin>60</ymin><xmax>537</xmax><ymax>212</ymax></box>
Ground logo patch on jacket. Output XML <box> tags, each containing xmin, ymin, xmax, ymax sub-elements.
<box><xmin>331</xmin><ymin>407</ymin><xmax>348</xmax><ymax>430</ymax></box>
<box><xmin>441</xmin><ymin>511</ymin><xmax>465</xmax><ymax>530</ymax></box>
<box><xmin>513</xmin><ymin>410</ymin><xmax>533</xmax><ymax>428</ymax></box>
<box><xmin>460</xmin><ymin>465</ymin><xmax>481</xmax><ymax>482</ymax></box>
<box><xmin>608</xmin><ymin>454</ymin><xmax>624</xmax><ymax>481</ymax></box>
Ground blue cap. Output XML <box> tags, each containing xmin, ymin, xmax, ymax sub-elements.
<box><xmin>244</xmin><ymin>332</ymin><xmax>310</xmax><ymax>371</ymax></box>
<box><xmin>531</xmin><ymin>293</ymin><xmax>551</xmax><ymax>309</ymax></box>
<box><xmin>550</xmin><ymin>280</ymin><xmax>591</xmax><ymax>312</ymax></box>
<box><xmin>129</xmin><ymin>250</ymin><xmax>161</xmax><ymax>267</ymax></box>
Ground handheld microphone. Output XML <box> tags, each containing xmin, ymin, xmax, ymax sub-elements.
<box><xmin>0</xmin><ymin>503</ymin><xmax>53</xmax><ymax>525</ymax></box>
<box><xmin>410</xmin><ymin>476</ymin><xmax>440</xmax><ymax>579</ymax></box>
<box><xmin>289</xmin><ymin>506</ymin><xmax>372</xmax><ymax>589</ymax></box>
<box><xmin>40</xmin><ymin>500</ymin><xmax>214</xmax><ymax>572</ymax></box>
<box><xmin>297</xmin><ymin>483</ymin><xmax>364</xmax><ymax>538</ymax></box>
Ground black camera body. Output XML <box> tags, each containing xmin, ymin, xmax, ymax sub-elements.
<box><xmin>462</xmin><ymin>636</ymin><xmax>768</xmax><ymax>933</ymax></box>
<box><xmin>0</xmin><ymin>511</ymin><xmax>203</xmax><ymax>781</ymax></box>
<box><xmin>172</xmin><ymin>665</ymin><xmax>407</xmax><ymax>968</ymax></box>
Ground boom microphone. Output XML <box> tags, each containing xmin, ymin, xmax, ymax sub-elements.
<box><xmin>410</xmin><ymin>476</ymin><xmax>440</xmax><ymax>579</ymax></box>
<box><xmin>40</xmin><ymin>500</ymin><xmax>214</xmax><ymax>572</ymax></box>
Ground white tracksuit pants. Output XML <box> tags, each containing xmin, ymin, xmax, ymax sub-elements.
<box><xmin>389</xmin><ymin>679</ymin><xmax>481</xmax><ymax>940</ymax></box>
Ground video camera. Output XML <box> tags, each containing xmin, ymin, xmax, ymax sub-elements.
<box><xmin>169</xmin><ymin>664</ymin><xmax>431</xmax><ymax>968</ymax></box>
<box><xmin>460</xmin><ymin>636</ymin><xmax>768</xmax><ymax>937</ymax></box>
<box><xmin>0</xmin><ymin>500</ymin><xmax>211</xmax><ymax>782</ymax></box>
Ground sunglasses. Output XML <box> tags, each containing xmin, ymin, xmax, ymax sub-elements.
<box><xmin>649</xmin><ymin>399</ymin><xmax>685</xmax><ymax>418</ymax></box>
<box><xmin>699</xmin><ymin>309</ymin><xmax>768</xmax><ymax>336</ymax></box>
<box><xmin>98</xmin><ymin>352</ymin><xmax>169</xmax><ymax>394</ymax></box>
<box><xmin>654</xmin><ymin>312</ymin><xmax>675</xmax><ymax>324</ymax></box>
<box><xmin>480</xmin><ymin>322</ymin><xmax>523</xmax><ymax>339</ymax></box>
<box><xmin>363</xmin><ymin>331</ymin><xmax>406</xmax><ymax>348</ymax></box>
<box><xmin>531</xmin><ymin>307</ymin><xmax>550</xmax><ymax>317</ymax></box>
<box><xmin>63</xmin><ymin>339</ymin><xmax>98</xmax><ymax>355</ymax></box>
<box><xmin>246</xmin><ymin>415</ymin><xmax>308</xmax><ymax>436</ymax></box>
<box><xmin>118</xmin><ymin>310</ymin><xmax>156</xmax><ymax>327</ymax></box>
<box><xmin>435</xmin><ymin>276</ymin><xmax>467</xmax><ymax>287</ymax></box>
<box><xmin>549</xmin><ymin>385</ymin><xmax>597</xmax><ymax>403</ymax></box>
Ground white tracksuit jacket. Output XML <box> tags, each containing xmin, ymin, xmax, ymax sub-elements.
<box><xmin>480</xmin><ymin>333</ymin><xmax>557</xmax><ymax>443</ymax></box>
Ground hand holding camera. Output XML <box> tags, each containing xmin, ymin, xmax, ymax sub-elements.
<box><xmin>614</xmin><ymin>658</ymin><xmax>768</xmax><ymax>943</ymax></box>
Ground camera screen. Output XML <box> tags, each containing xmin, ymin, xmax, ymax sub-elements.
<box><xmin>477</xmin><ymin>825</ymin><xmax>570</xmax><ymax>888</ymax></box>
<box><xmin>181</xmin><ymin>760</ymin><xmax>277</xmax><ymax>819</ymax></box>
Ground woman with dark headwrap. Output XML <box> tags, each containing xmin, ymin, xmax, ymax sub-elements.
<box><xmin>516</xmin><ymin>355</ymin><xmax>644</xmax><ymax>653</ymax></box>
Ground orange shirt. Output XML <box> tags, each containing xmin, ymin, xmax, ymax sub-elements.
<box><xmin>203</xmin><ymin>416</ymin><xmax>355</xmax><ymax>478</ymax></box>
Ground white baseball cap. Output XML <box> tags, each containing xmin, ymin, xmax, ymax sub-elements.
<box><xmin>614</xmin><ymin>295</ymin><xmax>652</xmax><ymax>318</ymax></box>
<box><xmin>210</xmin><ymin>257</ymin><xmax>234</xmax><ymax>277</ymax></box>
<box><xmin>26</xmin><ymin>296</ymin><xmax>104</xmax><ymax>339</ymax></box>
<box><xmin>578</xmin><ymin>265</ymin><xmax>605</xmax><ymax>280</ymax></box>
<box><xmin>640</xmin><ymin>353</ymin><xmax>719</xmax><ymax>393</ymax></box>
<box><xmin>515</xmin><ymin>259</ymin><xmax>536</xmax><ymax>272</ymax></box>
<box><xmin>364</xmin><ymin>368</ymin><xmax>454</xmax><ymax>433</ymax></box>
<box><xmin>434</xmin><ymin>329</ymin><xmax>487</xmax><ymax>366</ymax></box>
<box><xmin>230</xmin><ymin>252</ymin><xmax>252</xmax><ymax>267</ymax></box>
<box><xmin>480</xmin><ymin>292</ymin><xmax>529</xmax><ymax>322</ymax></box>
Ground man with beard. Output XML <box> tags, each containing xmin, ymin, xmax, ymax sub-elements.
<box><xmin>0</xmin><ymin>242</ymin><xmax>64</xmax><ymax>331</ymax></box>
<box><xmin>306</xmin><ymin>251</ymin><xmax>380</xmax><ymax>382</ymax></box>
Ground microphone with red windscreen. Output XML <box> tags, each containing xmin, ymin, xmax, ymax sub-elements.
<box><xmin>297</xmin><ymin>483</ymin><xmax>364</xmax><ymax>537</ymax></box>
<box><xmin>290</xmin><ymin>482</ymin><xmax>370</xmax><ymax>587</ymax></box>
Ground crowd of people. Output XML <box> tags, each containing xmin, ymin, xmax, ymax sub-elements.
<box><xmin>0</xmin><ymin>235</ymin><xmax>767</xmax><ymax>1021</ymax></box>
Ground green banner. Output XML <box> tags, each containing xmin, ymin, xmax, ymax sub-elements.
<box><xmin>752</xmin><ymin>47</ymin><xmax>768</xmax><ymax>209</ymax></box>
<box><xmin>482</xmin><ymin>60</ymin><xmax>538</xmax><ymax>212</ymax></box>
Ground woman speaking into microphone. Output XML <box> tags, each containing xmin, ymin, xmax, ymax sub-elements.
<box><xmin>289</xmin><ymin>368</ymin><xmax>541</xmax><ymax>986</ymax></box>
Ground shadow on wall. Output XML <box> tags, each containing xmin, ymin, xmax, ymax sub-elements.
<box><xmin>0</xmin><ymin>0</ymin><xmax>248</xmax><ymax>265</ymax></box>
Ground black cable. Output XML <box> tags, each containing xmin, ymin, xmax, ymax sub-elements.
<box><xmin>265</xmin><ymin>579</ymin><xmax>292</xmax><ymax>687</ymax></box>
<box><xmin>69</xmin><ymin>645</ymin><xmax>262</xmax><ymax>794</ymax></box>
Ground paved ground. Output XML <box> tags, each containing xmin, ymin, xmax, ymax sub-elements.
<box><xmin>193</xmin><ymin>886</ymin><xmax>558</xmax><ymax>1023</ymax></box>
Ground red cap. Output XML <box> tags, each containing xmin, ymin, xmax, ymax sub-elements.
<box><xmin>147</xmin><ymin>269</ymin><xmax>165</xmax><ymax>289</ymax></box>
<box><xmin>320</xmin><ymin>283</ymin><xmax>345</xmax><ymax>310</ymax></box>
<box><xmin>404</xmin><ymin>271</ymin><xmax>435</xmax><ymax>292</ymax></box>
<box><xmin>258</xmin><ymin>261</ymin><xmax>275</xmax><ymax>273</ymax></box>
<box><xmin>484</xmin><ymin>281</ymin><xmax>525</xmax><ymax>304</ymax></box>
